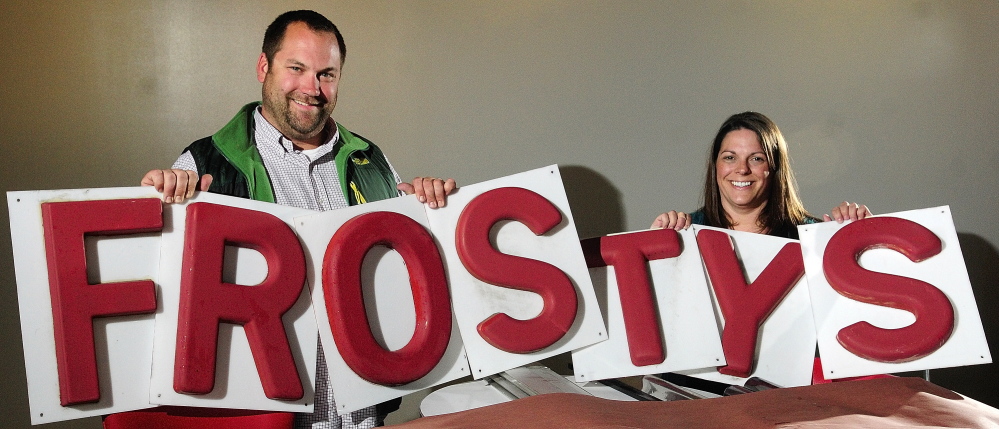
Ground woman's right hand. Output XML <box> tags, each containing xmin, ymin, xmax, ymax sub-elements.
<box><xmin>651</xmin><ymin>210</ymin><xmax>691</xmax><ymax>230</ymax></box>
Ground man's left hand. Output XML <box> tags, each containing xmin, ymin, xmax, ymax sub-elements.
<box><xmin>398</xmin><ymin>177</ymin><xmax>457</xmax><ymax>208</ymax></box>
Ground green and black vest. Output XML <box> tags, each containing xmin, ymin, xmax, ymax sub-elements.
<box><xmin>182</xmin><ymin>102</ymin><xmax>398</xmax><ymax>206</ymax></box>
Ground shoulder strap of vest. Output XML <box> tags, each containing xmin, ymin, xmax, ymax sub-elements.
<box><xmin>182</xmin><ymin>137</ymin><xmax>251</xmax><ymax>199</ymax></box>
<box><xmin>211</xmin><ymin>102</ymin><xmax>275</xmax><ymax>202</ymax></box>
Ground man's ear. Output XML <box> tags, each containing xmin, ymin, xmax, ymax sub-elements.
<box><xmin>257</xmin><ymin>53</ymin><xmax>269</xmax><ymax>83</ymax></box>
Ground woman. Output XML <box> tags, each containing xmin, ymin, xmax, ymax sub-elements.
<box><xmin>651</xmin><ymin>112</ymin><xmax>870</xmax><ymax>238</ymax></box>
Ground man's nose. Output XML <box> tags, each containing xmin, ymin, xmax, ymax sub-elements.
<box><xmin>301</xmin><ymin>76</ymin><xmax>321</xmax><ymax>97</ymax></box>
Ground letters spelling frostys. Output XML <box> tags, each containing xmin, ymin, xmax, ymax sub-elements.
<box><xmin>39</xmin><ymin>191</ymin><xmax>956</xmax><ymax>407</ymax></box>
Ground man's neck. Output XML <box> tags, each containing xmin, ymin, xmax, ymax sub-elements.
<box><xmin>290</xmin><ymin>126</ymin><xmax>327</xmax><ymax>151</ymax></box>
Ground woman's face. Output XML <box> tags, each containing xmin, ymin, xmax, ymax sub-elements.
<box><xmin>715</xmin><ymin>128</ymin><xmax>771</xmax><ymax>214</ymax></box>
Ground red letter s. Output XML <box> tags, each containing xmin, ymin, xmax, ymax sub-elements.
<box><xmin>823</xmin><ymin>217</ymin><xmax>953</xmax><ymax>362</ymax></box>
<box><xmin>455</xmin><ymin>187</ymin><xmax>578</xmax><ymax>353</ymax></box>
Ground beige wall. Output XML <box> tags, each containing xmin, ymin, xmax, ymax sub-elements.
<box><xmin>2</xmin><ymin>1</ymin><xmax>997</xmax><ymax>427</ymax></box>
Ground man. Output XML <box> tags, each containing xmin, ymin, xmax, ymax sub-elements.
<box><xmin>141</xmin><ymin>10</ymin><xmax>455</xmax><ymax>428</ymax></box>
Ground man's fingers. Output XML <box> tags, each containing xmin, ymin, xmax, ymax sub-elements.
<box><xmin>141</xmin><ymin>169</ymin><xmax>204</xmax><ymax>203</ymax></box>
<box><xmin>401</xmin><ymin>177</ymin><xmax>457</xmax><ymax>208</ymax></box>
<box><xmin>411</xmin><ymin>177</ymin><xmax>428</xmax><ymax>203</ymax></box>
<box><xmin>436</xmin><ymin>178</ymin><xmax>457</xmax><ymax>208</ymax></box>
<box><xmin>140</xmin><ymin>170</ymin><xmax>165</xmax><ymax>192</ymax></box>
<box><xmin>162</xmin><ymin>171</ymin><xmax>179</xmax><ymax>203</ymax></box>
<box><xmin>430</xmin><ymin>179</ymin><xmax>446</xmax><ymax>208</ymax></box>
<box><xmin>170</xmin><ymin>171</ymin><xmax>194</xmax><ymax>203</ymax></box>
<box><xmin>199</xmin><ymin>174</ymin><xmax>214</xmax><ymax>192</ymax></box>
<box><xmin>180</xmin><ymin>170</ymin><xmax>198</xmax><ymax>201</ymax></box>
<box><xmin>417</xmin><ymin>177</ymin><xmax>444</xmax><ymax>208</ymax></box>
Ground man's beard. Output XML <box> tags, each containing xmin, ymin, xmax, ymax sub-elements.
<box><xmin>263</xmin><ymin>84</ymin><xmax>335</xmax><ymax>141</ymax></box>
<box><xmin>282</xmin><ymin>99</ymin><xmax>331</xmax><ymax>137</ymax></box>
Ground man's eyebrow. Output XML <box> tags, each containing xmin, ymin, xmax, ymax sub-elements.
<box><xmin>283</xmin><ymin>59</ymin><xmax>338</xmax><ymax>74</ymax></box>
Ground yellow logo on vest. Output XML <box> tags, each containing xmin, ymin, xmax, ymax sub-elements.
<box><xmin>349</xmin><ymin>181</ymin><xmax>368</xmax><ymax>204</ymax></box>
<box><xmin>352</xmin><ymin>157</ymin><xmax>370</xmax><ymax>165</ymax></box>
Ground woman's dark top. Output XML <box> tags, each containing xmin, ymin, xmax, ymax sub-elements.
<box><xmin>688</xmin><ymin>209</ymin><xmax>819</xmax><ymax>240</ymax></box>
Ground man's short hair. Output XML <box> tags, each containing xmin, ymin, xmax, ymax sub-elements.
<box><xmin>262</xmin><ymin>10</ymin><xmax>346</xmax><ymax>65</ymax></box>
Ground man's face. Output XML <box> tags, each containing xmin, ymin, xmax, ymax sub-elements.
<box><xmin>257</xmin><ymin>22</ymin><xmax>342</xmax><ymax>147</ymax></box>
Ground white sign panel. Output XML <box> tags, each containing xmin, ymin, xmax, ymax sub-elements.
<box><xmin>149</xmin><ymin>192</ymin><xmax>317</xmax><ymax>412</ymax></box>
<box><xmin>677</xmin><ymin>226</ymin><xmax>817</xmax><ymax>388</ymax></box>
<box><xmin>9</xmin><ymin>187</ymin><xmax>163</xmax><ymax>424</ymax></box>
<box><xmin>571</xmin><ymin>228</ymin><xmax>725</xmax><ymax>382</ymax></box>
<box><xmin>294</xmin><ymin>195</ymin><xmax>469</xmax><ymax>415</ymax></box>
<box><xmin>800</xmin><ymin>206</ymin><xmax>992</xmax><ymax>378</ymax></box>
<box><xmin>426</xmin><ymin>165</ymin><xmax>607</xmax><ymax>378</ymax></box>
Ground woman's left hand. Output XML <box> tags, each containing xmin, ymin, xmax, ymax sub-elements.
<box><xmin>651</xmin><ymin>210</ymin><xmax>691</xmax><ymax>230</ymax></box>
<box><xmin>823</xmin><ymin>201</ymin><xmax>873</xmax><ymax>223</ymax></box>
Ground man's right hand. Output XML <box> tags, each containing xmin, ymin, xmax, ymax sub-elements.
<box><xmin>140</xmin><ymin>169</ymin><xmax>213</xmax><ymax>203</ymax></box>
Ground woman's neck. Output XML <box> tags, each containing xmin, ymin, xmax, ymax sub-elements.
<box><xmin>724</xmin><ymin>203</ymin><xmax>768</xmax><ymax>234</ymax></box>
